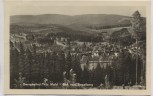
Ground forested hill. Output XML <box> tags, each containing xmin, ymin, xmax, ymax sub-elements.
<box><xmin>10</xmin><ymin>14</ymin><xmax>146</xmax><ymax>42</ymax></box>
<box><xmin>11</xmin><ymin>14</ymin><xmax>131</xmax><ymax>26</ymax></box>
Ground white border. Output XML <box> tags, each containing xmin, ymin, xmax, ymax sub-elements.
<box><xmin>151</xmin><ymin>0</ymin><xmax>153</xmax><ymax>96</ymax></box>
<box><xmin>0</xmin><ymin>0</ymin><xmax>4</xmax><ymax>96</ymax></box>
<box><xmin>1</xmin><ymin>0</ymin><xmax>152</xmax><ymax>95</ymax></box>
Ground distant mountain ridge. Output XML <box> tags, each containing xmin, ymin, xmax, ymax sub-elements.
<box><xmin>10</xmin><ymin>14</ymin><xmax>132</xmax><ymax>26</ymax></box>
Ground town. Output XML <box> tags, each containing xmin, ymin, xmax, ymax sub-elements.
<box><xmin>10</xmin><ymin>11</ymin><xmax>146</xmax><ymax>89</ymax></box>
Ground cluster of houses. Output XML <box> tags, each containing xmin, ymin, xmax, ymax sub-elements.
<box><xmin>11</xmin><ymin>32</ymin><xmax>122</xmax><ymax>72</ymax></box>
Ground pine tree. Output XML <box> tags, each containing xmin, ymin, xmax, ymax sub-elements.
<box><xmin>65</xmin><ymin>51</ymin><xmax>72</xmax><ymax>80</ymax></box>
<box><xmin>93</xmin><ymin>63</ymin><xmax>102</xmax><ymax>86</ymax></box>
<box><xmin>131</xmin><ymin>11</ymin><xmax>142</xmax><ymax>30</ymax></box>
<box><xmin>50</xmin><ymin>51</ymin><xmax>58</xmax><ymax>82</ymax></box>
<box><xmin>44</xmin><ymin>52</ymin><xmax>51</xmax><ymax>80</ymax></box>
<box><xmin>56</xmin><ymin>51</ymin><xmax>65</xmax><ymax>83</ymax></box>
<box><xmin>18</xmin><ymin>42</ymin><xmax>25</xmax><ymax>75</ymax></box>
<box><xmin>72</xmin><ymin>55</ymin><xmax>82</xmax><ymax>83</ymax></box>
<box><xmin>39</xmin><ymin>53</ymin><xmax>46</xmax><ymax>82</ymax></box>
<box><xmin>10</xmin><ymin>46</ymin><xmax>19</xmax><ymax>88</ymax></box>
<box><xmin>24</xmin><ymin>48</ymin><xmax>33</xmax><ymax>82</ymax></box>
<box><xmin>80</xmin><ymin>67</ymin><xmax>89</xmax><ymax>84</ymax></box>
<box><xmin>131</xmin><ymin>10</ymin><xmax>146</xmax><ymax>85</ymax></box>
<box><xmin>101</xmin><ymin>67</ymin><xmax>105</xmax><ymax>84</ymax></box>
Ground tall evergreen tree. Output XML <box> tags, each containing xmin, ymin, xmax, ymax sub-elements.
<box><xmin>131</xmin><ymin>10</ymin><xmax>143</xmax><ymax>40</ymax></box>
<box><xmin>80</xmin><ymin>67</ymin><xmax>89</xmax><ymax>84</ymax></box>
<box><xmin>10</xmin><ymin>46</ymin><xmax>19</xmax><ymax>88</ymax></box>
<box><xmin>131</xmin><ymin>10</ymin><xmax>146</xmax><ymax>85</ymax></box>
<box><xmin>93</xmin><ymin>63</ymin><xmax>102</xmax><ymax>86</ymax></box>
<box><xmin>39</xmin><ymin>53</ymin><xmax>46</xmax><ymax>82</ymax></box>
<box><xmin>24</xmin><ymin>48</ymin><xmax>33</xmax><ymax>82</ymax></box>
<box><xmin>44</xmin><ymin>52</ymin><xmax>51</xmax><ymax>80</ymax></box>
<box><xmin>65</xmin><ymin>51</ymin><xmax>72</xmax><ymax>80</ymax></box>
<box><xmin>50</xmin><ymin>52</ymin><xmax>57</xmax><ymax>82</ymax></box>
<box><xmin>72</xmin><ymin>55</ymin><xmax>82</xmax><ymax>83</ymax></box>
<box><xmin>18</xmin><ymin>42</ymin><xmax>25</xmax><ymax>75</ymax></box>
<box><xmin>56</xmin><ymin>51</ymin><xmax>65</xmax><ymax>83</ymax></box>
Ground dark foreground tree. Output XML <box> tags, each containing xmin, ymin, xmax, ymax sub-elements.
<box><xmin>10</xmin><ymin>42</ymin><xmax>19</xmax><ymax>88</ymax></box>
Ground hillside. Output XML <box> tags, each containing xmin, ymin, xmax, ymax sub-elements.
<box><xmin>10</xmin><ymin>24</ymin><xmax>95</xmax><ymax>42</ymax></box>
<box><xmin>11</xmin><ymin>14</ymin><xmax>135</xmax><ymax>34</ymax></box>
<box><xmin>10</xmin><ymin>14</ymin><xmax>146</xmax><ymax>42</ymax></box>
<box><xmin>11</xmin><ymin>14</ymin><xmax>131</xmax><ymax>26</ymax></box>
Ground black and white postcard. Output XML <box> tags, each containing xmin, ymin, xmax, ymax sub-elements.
<box><xmin>4</xmin><ymin>0</ymin><xmax>151</xmax><ymax>95</ymax></box>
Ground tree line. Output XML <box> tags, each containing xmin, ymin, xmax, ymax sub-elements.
<box><xmin>10</xmin><ymin>42</ymin><xmax>144</xmax><ymax>89</ymax></box>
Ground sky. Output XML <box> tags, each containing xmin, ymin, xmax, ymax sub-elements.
<box><xmin>10</xmin><ymin>6</ymin><xmax>146</xmax><ymax>17</ymax></box>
